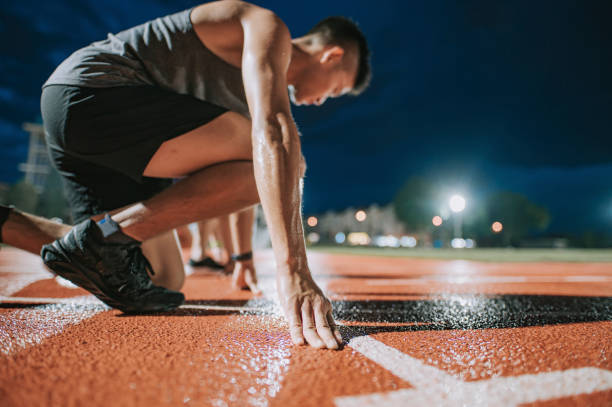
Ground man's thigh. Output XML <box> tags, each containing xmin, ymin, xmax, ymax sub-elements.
<box><xmin>143</xmin><ymin>111</ymin><xmax>253</xmax><ymax>178</ymax></box>
<box><xmin>142</xmin><ymin>230</ymin><xmax>186</xmax><ymax>291</ymax></box>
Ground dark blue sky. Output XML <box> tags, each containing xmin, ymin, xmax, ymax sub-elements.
<box><xmin>1</xmin><ymin>0</ymin><xmax>611</xmax><ymax>234</ymax></box>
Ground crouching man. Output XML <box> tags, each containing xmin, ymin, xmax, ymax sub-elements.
<box><xmin>0</xmin><ymin>0</ymin><xmax>370</xmax><ymax>349</ymax></box>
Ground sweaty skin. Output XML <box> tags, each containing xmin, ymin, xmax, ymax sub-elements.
<box><xmin>191</xmin><ymin>1</ymin><xmax>343</xmax><ymax>349</ymax></box>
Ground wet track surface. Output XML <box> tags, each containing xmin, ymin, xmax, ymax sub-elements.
<box><xmin>0</xmin><ymin>247</ymin><xmax>611</xmax><ymax>406</ymax></box>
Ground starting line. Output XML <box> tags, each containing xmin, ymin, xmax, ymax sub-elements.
<box><xmin>337</xmin><ymin>335</ymin><xmax>612</xmax><ymax>407</ymax></box>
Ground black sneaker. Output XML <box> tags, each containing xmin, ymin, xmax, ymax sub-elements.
<box><xmin>188</xmin><ymin>257</ymin><xmax>225</xmax><ymax>270</ymax></box>
<box><xmin>41</xmin><ymin>215</ymin><xmax>184</xmax><ymax>313</ymax></box>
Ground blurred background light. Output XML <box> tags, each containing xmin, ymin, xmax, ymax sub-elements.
<box><xmin>307</xmin><ymin>216</ymin><xmax>318</xmax><ymax>227</ymax></box>
<box><xmin>400</xmin><ymin>236</ymin><xmax>417</xmax><ymax>248</ymax></box>
<box><xmin>335</xmin><ymin>232</ymin><xmax>346</xmax><ymax>244</ymax></box>
<box><xmin>348</xmin><ymin>232</ymin><xmax>370</xmax><ymax>246</ymax></box>
<box><xmin>432</xmin><ymin>215</ymin><xmax>443</xmax><ymax>226</ymax></box>
<box><xmin>355</xmin><ymin>210</ymin><xmax>367</xmax><ymax>222</ymax></box>
<box><xmin>449</xmin><ymin>195</ymin><xmax>466</xmax><ymax>213</ymax></box>
<box><xmin>451</xmin><ymin>238</ymin><xmax>467</xmax><ymax>248</ymax></box>
<box><xmin>492</xmin><ymin>221</ymin><xmax>503</xmax><ymax>233</ymax></box>
<box><xmin>307</xmin><ymin>232</ymin><xmax>320</xmax><ymax>244</ymax></box>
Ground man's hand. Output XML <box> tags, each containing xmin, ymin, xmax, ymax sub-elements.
<box><xmin>231</xmin><ymin>260</ymin><xmax>261</xmax><ymax>294</ymax></box>
<box><xmin>277</xmin><ymin>271</ymin><xmax>342</xmax><ymax>349</ymax></box>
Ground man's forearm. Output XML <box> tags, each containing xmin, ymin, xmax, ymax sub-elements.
<box><xmin>252</xmin><ymin>114</ymin><xmax>307</xmax><ymax>273</ymax></box>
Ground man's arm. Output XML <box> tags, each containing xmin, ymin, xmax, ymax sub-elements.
<box><xmin>239</xmin><ymin>6</ymin><xmax>341</xmax><ymax>349</ymax></box>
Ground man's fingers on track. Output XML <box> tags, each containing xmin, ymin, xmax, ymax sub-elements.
<box><xmin>328</xmin><ymin>311</ymin><xmax>343</xmax><ymax>344</ymax></box>
<box><xmin>301</xmin><ymin>299</ymin><xmax>325</xmax><ymax>348</ymax></box>
<box><xmin>286</xmin><ymin>300</ymin><xmax>305</xmax><ymax>345</ymax></box>
<box><xmin>314</xmin><ymin>303</ymin><xmax>339</xmax><ymax>349</ymax></box>
<box><xmin>290</xmin><ymin>324</ymin><xmax>305</xmax><ymax>346</ymax></box>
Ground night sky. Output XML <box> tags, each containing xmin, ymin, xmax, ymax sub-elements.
<box><xmin>1</xmin><ymin>0</ymin><xmax>611</xmax><ymax>235</ymax></box>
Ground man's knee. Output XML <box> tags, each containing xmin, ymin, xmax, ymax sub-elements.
<box><xmin>141</xmin><ymin>231</ymin><xmax>186</xmax><ymax>291</ymax></box>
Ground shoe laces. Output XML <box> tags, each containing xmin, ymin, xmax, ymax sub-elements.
<box><xmin>108</xmin><ymin>244</ymin><xmax>156</xmax><ymax>295</ymax></box>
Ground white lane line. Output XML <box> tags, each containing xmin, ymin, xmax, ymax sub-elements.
<box><xmin>366</xmin><ymin>275</ymin><xmax>612</xmax><ymax>285</ymax></box>
<box><xmin>0</xmin><ymin>295</ymin><xmax>101</xmax><ymax>304</ymax></box>
<box><xmin>337</xmin><ymin>336</ymin><xmax>612</xmax><ymax>407</ymax></box>
<box><xmin>0</xmin><ymin>273</ymin><xmax>50</xmax><ymax>297</ymax></box>
<box><xmin>348</xmin><ymin>336</ymin><xmax>460</xmax><ymax>388</ymax></box>
<box><xmin>182</xmin><ymin>304</ymin><xmax>263</xmax><ymax>313</ymax></box>
<box><xmin>0</xmin><ymin>296</ymin><xmax>108</xmax><ymax>356</ymax></box>
<box><xmin>0</xmin><ymin>296</ymin><xmax>265</xmax><ymax>313</ymax></box>
<box><xmin>0</xmin><ymin>264</ymin><xmax>51</xmax><ymax>296</ymax></box>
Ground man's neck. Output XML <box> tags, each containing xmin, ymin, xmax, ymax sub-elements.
<box><xmin>286</xmin><ymin>42</ymin><xmax>310</xmax><ymax>86</ymax></box>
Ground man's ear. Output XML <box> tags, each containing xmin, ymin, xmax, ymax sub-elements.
<box><xmin>320</xmin><ymin>45</ymin><xmax>345</xmax><ymax>64</ymax></box>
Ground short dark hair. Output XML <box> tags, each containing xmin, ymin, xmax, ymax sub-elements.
<box><xmin>307</xmin><ymin>16</ymin><xmax>371</xmax><ymax>96</ymax></box>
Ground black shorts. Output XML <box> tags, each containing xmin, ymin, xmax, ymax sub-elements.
<box><xmin>41</xmin><ymin>85</ymin><xmax>228</xmax><ymax>223</ymax></box>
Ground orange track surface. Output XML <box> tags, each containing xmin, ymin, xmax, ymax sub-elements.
<box><xmin>1</xmin><ymin>247</ymin><xmax>611</xmax><ymax>406</ymax></box>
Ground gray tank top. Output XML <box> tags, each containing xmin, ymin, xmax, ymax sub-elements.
<box><xmin>44</xmin><ymin>8</ymin><xmax>250</xmax><ymax>118</ymax></box>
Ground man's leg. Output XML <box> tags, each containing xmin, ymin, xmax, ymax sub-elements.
<box><xmin>109</xmin><ymin>111</ymin><xmax>260</xmax><ymax>242</ymax></box>
<box><xmin>40</xmin><ymin>110</ymin><xmax>258</xmax><ymax>312</ymax></box>
<box><xmin>0</xmin><ymin>206</ymin><xmax>71</xmax><ymax>255</ymax></box>
<box><xmin>190</xmin><ymin>219</ymin><xmax>217</xmax><ymax>264</ymax></box>
<box><xmin>142</xmin><ymin>230</ymin><xmax>185</xmax><ymax>291</ymax></box>
<box><xmin>216</xmin><ymin>215</ymin><xmax>234</xmax><ymax>273</ymax></box>
<box><xmin>0</xmin><ymin>205</ymin><xmax>185</xmax><ymax>291</ymax></box>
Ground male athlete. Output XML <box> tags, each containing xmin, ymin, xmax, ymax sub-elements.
<box><xmin>0</xmin><ymin>0</ymin><xmax>370</xmax><ymax>350</ymax></box>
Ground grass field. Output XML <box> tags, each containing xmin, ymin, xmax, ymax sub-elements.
<box><xmin>309</xmin><ymin>246</ymin><xmax>612</xmax><ymax>262</ymax></box>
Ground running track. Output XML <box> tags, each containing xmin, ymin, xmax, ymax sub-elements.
<box><xmin>1</xmin><ymin>247</ymin><xmax>611</xmax><ymax>406</ymax></box>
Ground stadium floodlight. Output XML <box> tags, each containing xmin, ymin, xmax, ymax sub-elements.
<box><xmin>449</xmin><ymin>195</ymin><xmax>466</xmax><ymax>213</ymax></box>
<box><xmin>449</xmin><ymin>194</ymin><xmax>466</xmax><ymax>239</ymax></box>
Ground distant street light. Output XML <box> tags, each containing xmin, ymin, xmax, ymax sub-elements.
<box><xmin>307</xmin><ymin>216</ymin><xmax>318</xmax><ymax>227</ymax></box>
<box><xmin>492</xmin><ymin>221</ymin><xmax>503</xmax><ymax>233</ymax></box>
<box><xmin>449</xmin><ymin>194</ymin><xmax>466</xmax><ymax>238</ymax></box>
<box><xmin>355</xmin><ymin>210</ymin><xmax>367</xmax><ymax>222</ymax></box>
<box><xmin>432</xmin><ymin>216</ymin><xmax>443</xmax><ymax>227</ymax></box>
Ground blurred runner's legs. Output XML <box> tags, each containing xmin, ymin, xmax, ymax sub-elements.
<box><xmin>189</xmin><ymin>207</ymin><xmax>260</xmax><ymax>293</ymax></box>
<box><xmin>190</xmin><ymin>216</ymin><xmax>232</xmax><ymax>271</ymax></box>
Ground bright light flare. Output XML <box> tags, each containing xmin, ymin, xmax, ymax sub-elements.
<box><xmin>449</xmin><ymin>195</ymin><xmax>466</xmax><ymax>213</ymax></box>
<box><xmin>492</xmin><ymin>221</ymin><xmax>503</xmax><ymax>233</ymax></box>
<box><xmin>307</xmin><ymin>216</ymin><xmax>318</xmax><ymax>227</ymax></box>
<box><xmin>335</xmin><ymin>232</ymin><xmax>346</xmax><ymax>244</ymax></box>
<box><xmin>355</xmin><ymin>210</ymin><xmax>367</xmax><ymax>222</ymax></box>
<box><xmin>432</xmin><ymin>215</ymin><xmax>443</xmax><ymax>227</ymax></box>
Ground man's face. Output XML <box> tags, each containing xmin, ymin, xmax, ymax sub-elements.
<box><xmin>290</xmin><ymin>46</ymin><xmax>358</xmax><ymax>106</ymax></box>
